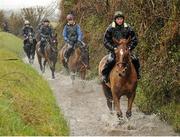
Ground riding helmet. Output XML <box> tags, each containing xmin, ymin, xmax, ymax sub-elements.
<box><xmin>114</xmin><ymin>11</ymin><xmax>125</xmax><ymax>19</ymax></box>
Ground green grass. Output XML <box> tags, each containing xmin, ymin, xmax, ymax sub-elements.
<box><xmin>135</xmin><ymin>85</ymin><xmax>180</xmax><ymax>133</ymax></box>
<box><xmin>0</xmin><ymin>32</ymin><xmax>69</xmax><ymax>135</ymax></box>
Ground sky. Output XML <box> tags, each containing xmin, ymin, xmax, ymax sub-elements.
<box><xmin>0</xmin><ymin>0</ymin><xmax>58</xmax><ymax>10</ymax></box>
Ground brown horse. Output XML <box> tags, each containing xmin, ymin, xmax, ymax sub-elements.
<box><xmin>99</xmin><ymin>38</ymin><xmax>137</xmax><ymax>119</ymax></box>
<box><xmin>59</xmin><ymin>43</ymin><xmax>87</xmax><ymax>82</ymax></box>
<box><xmin>36</xmin><ymin>34</ymin><xmax>58</xmax><ymax>79</ymax></box>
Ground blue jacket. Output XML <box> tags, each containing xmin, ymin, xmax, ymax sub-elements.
<box><xmin>63</xmin><ymin>23</ymin><xmax>83</xmax><ymax>43</ymax></box>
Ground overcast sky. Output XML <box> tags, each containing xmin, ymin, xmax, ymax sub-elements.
<box><xmin>0</xmin><ymin>0</ymin><xmax>58</xmax><ymax>10</ymax></box>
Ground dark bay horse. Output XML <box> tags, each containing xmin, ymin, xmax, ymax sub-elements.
<box><xmin>23</xmin><ymin>32</ymin><xmax>36</xmax><ymax>64</ymax></box>
<box><xmin>59</xmin><ymin>43</ymin><xmax>88</xmax><ymax>83</ymax></box>
<box><xmin>99</xmin><ymin>38</ymin><xmax>137</xmax><ymax>119</ymax></box>
<box><xmin>36</xmin><ymin>34</ymin><xmax>58</xmax><ymax>79</ymax></box>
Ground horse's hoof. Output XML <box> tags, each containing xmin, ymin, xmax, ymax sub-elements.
<box><xmin>126</xmin><ymin>111</ymin><xmax>132</xmax><ymax>118</ymax></box>
<box><xmin>117</xmin><ymin>113</ymin><xmax>123</xmax><ymax>119</ymax></box>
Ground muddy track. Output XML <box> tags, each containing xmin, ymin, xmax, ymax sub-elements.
<box><xmin>24</xmin><ymin>57</ymin><xmax>178</xmax><ymax>136</ymax></box>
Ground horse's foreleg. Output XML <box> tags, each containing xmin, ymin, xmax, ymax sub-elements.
<box><xmin>112</xmin><ymin>92</ymin><xmax>122</xmax><ymax>118</ymax></box>
<box><xmin>37</xmin><ymin>55</ymin><xmax>43</xmax><ymax>71</ymax></box>
<box><xmin>126</xmin><ymin>92</ymin><xmax>136</xmax><ymax>118</ymax></box>
<box><xmin>51</xmin><ymin>61</ymin><xmax>56</xmax><ymax>79</ymax></box>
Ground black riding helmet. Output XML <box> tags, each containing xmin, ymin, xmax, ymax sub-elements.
<box><xmin>43</xmin><ymin>18</ymin><xmax>50</xmax><ymax>23</ymax></box>
<box><xmin>114</xmin><ymin>11</ymin><xmax>125</xmax><ymax>19</ymax></box>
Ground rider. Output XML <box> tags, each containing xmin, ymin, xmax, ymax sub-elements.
<box><xmin>39</xmin><ymin>19</ymin><xmax>53</xmax><ymax>53</ymax></box>
<box><xmin>102</xmin><ymin>11</ymin><xmax>141</xmax><ymax>83</ymax></box>
<box><xmin>22</xmin><ymin>20</ymin><xmax>35</xmax><ymax>45</ymax></box>
<box><xmin>35</xmin><ymin>20</ymin><xmax>44</xmax><ymax>42</ymax></box>
<box><xmin>2</xmin><ymin>21</ymin><xmax>9</xmax><ymax>32</ymax></box>
<box><xmin>63</xmin><ymin>13</ymin><xmax>89</xmax><ymax>68</ymax></box>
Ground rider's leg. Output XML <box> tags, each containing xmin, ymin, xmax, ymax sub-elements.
<box><xmin>102</xmin><ymin>52</ymin><xmax>116</xmax><ymax>83</ymax></box>
<box><xmin>40</xmin><ymin>38</ymin><xmax>46</xmax><ymax>54</ymax></box>
<box><xmin>64</xmin><ymin>43</ymin><xmax>74</xmax><ymax>63</ymax></box>
<box><xmin>131</xmin><ymin>53</ymin><xmax>141</xmax><ymax>79</ymax></box>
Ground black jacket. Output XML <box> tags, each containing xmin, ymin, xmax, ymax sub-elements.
<box><xmin>22</xmin><ymin>26</ymin><xmax>34</xmax><ymax>37</ymax></box>
<box><xmin>40</xmin><ymin>25</ymin><xmax>53</xmax><ymax>38</ymax></box>
<box><xmin>104</xmin><ymin>22</ymin><xmax>138</xmax><ymax>52</ymax></box>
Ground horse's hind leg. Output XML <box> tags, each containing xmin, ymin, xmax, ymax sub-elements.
<box><xmin>51</xmin><ymin>61</ymin><xmax>56</xmax><ymax>79</ymax></box>
<box><xmin>102</xmin><ymin>83</ymin><xmax>113</xmax><ymax>113</ymax></box>
<box><xmin>80</xmin><ymin>70</ymin><xmax>86</xmax><ymax>80</ymax></box>
<box><xmin>126</xmin><ymin>92</ymin><xmax>136</xmax><ymax>118</ymax></box>
<box><xmin>42</xmin><ymin>60</ymin><xmax>46</xmax><ymax>73</ymax></box>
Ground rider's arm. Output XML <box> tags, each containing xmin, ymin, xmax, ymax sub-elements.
<box><xmin>128</xmin><ymin>27</ymin><xmax>138</xmax><ymax>50</ymax></box>
<box><xmin>63</xmin><ymin>25</ymin><xmax>68</xmax><ymax>42</ymax></box>
<box><xmin>77</xmin><ymin>25</ymin><xmax>83</xmax><ymax>41</ymax></box>
<box><xmin>22</xmin><ymin>27</ymin><xmax>28</xmax><ymax>38</ymax></box>
<box><xmin>104</xmin><ymin>26</ymin><xmax>115</xmax><ymax>51</ymax></box>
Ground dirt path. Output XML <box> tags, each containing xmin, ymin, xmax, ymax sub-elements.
<box><xmin>24</xmin><ymin>57</ymin><xmax>178</xmax><ymax>136</ymax></box>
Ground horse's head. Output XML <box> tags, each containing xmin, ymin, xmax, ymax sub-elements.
<box><xmin>50</xmin><ymin>33</ymin><xmax>58</xmax><ymax>52</ymax></box>
<box><xmin>113</xmin><ymin>37</ymin><xmax>131</xmax><ymax>77</ymax></box>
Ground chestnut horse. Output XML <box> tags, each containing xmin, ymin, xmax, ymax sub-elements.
<box><xmin>99</xmin><ymin>38</ymin><xmax>137</xmax><ymax>119</ymax></box>
<box><xmin>36</xmin><ymin>34</ymin><xmax>58</xmax><ymax>79</ymax></box>
<box><xmin>59</xmin><ymin>43</ymin><xmax>87</xmax><ymax>82</ymax></box>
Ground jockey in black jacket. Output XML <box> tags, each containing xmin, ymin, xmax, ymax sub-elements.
<box><xmin>102</xmin><ymin>11</ymin><xmax>141</xmax><ymax>83</ymax></box>
<box><xmin>22</xmin><ymin>20</ymin><xmax>35</xmax><ymax>45</ymax></box>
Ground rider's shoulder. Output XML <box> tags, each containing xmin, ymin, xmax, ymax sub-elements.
<box><xmin>124</xmin><ymin>22</ymin><xmax>130</xmax><ymax>28</ymax></box>
<box><xmin>75</xmin><ymin>24</ymin><xmax>81</xmax><ymax>29</ymax></box>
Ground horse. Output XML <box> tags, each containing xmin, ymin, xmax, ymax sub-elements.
<box><xmin>59</xmin><ymin>42</ymin><xmax>88</xmax><ymax>83</ymax></box>
<box><xmin>23</xmin><ymin>32</ymin><xmax>36</xmax><ymax>64</ymax></box>
<box><xmin>98</xmin><ymin>38</ymin><xmax>137</xmax><ymax>119</ymax></box>
<box><xmin>36</xmin><ymin>34</ymin><xmax>58</xmax><ymax>79</ymax></box>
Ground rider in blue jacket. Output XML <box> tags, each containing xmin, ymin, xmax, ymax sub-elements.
<box><xmin>63</xmin><ymin>14</ymin><xmax>89</xmax><ymax>68</ymax></box>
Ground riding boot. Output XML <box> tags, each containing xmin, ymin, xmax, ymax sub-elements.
<box><xmin>131</xmin><ymin>55</ymin><xmax>141</xmax><ymax>79</ymax></box>
<box><xmin>64</xmin><ymin>46</ymin><xmax>73</xmax><ymax>63</ymax></box>
<box><xmin>101</xmin><ymin>52</ymin><xmax>116</xmax><ymax>83</ymax></box>
<box><xmin>102</xmin><ymin>63</ymin><xmax>111</xmax><ymax>83</ymax></box>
